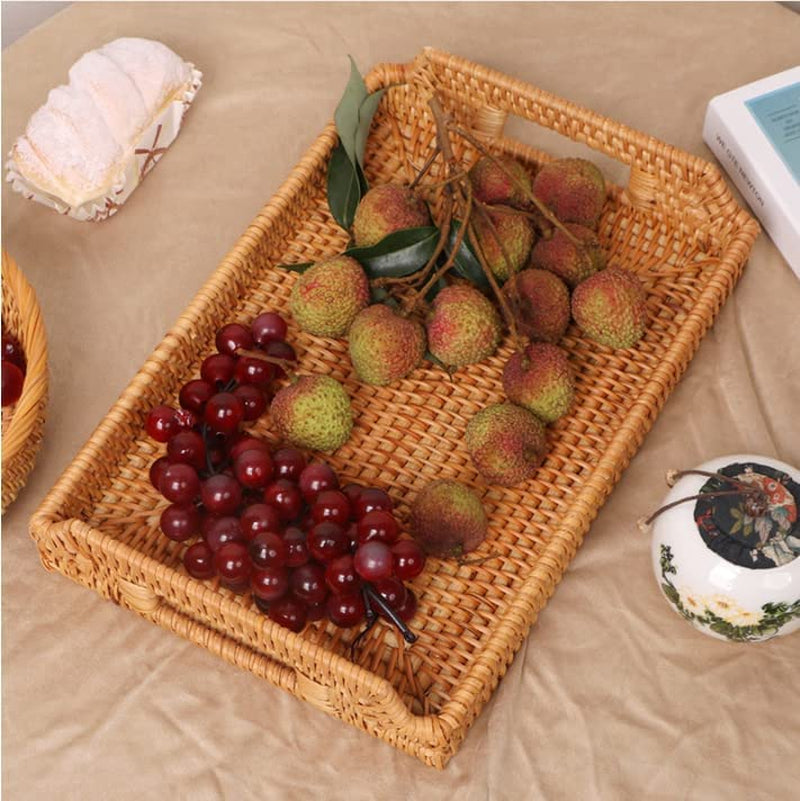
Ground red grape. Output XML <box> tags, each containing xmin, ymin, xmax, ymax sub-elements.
<box><xmin>342</xmin><ymin>483</ymin><xmax>364</xmax><ymax>508</ymax></box>
<box><xmin>311</xmin><ymin>490</ymin><xmax>351</xmax><ymax>527</ymax></box>
<box><xmin>267</xmin><ymin>595</ymin><xmax>307</xmax><ymax>632</ymax></box>
<box><xmin>167</xmin><ymin>430</ymin><xmax>206</xmax><ymax>469</ymax></box>
<box><xmin>201</xmin><ymin>353</ymin><xmax>236</xmax><ymax>385</ymax></box>
<box><xmin>251</xmin><ymin>566</ymin><xmax>289</xmax><ymax>602</ymax></box>
<box><xmin>324</xmin><ymin>554</ymin><xmax>362</xmax><ymax>595</ymax></box>
<box><xmin>233</xmin><ymin>448</ymin><xmax>273</xmax><ymax>489</ymax></box>
<box><xmin>298</xmin><ymin>462</ymin><xmax>338</xmax><ymax>503</ymax></box>
<box><xmin>201</xmin><ymin>474</ymin><xmax>242</xmax><ymax>515</ymax></box>
<box><xmin>149</xmin><ymin>456</ymin><xmax>171</xmax><ymax>491</ymax></box>
<box><xmin>203</xmin><ymin>515</ymin><xmax>243</xmax><ymax>551</ymax></box>
<box><xmin>356</xmin><ymin>510</ymin><xmax>399</xmax><ymax>545</ymax></box>
<box><xmin>353</xmin><ymin>541</ymin><xmax>393</xmax><ymax>582</ymax></box>
<box><xmin>354</xmin><ymin>488</ymin><xmax>393</xmax><ymax>518</ymax></box>
<box><xmin>326</xmin><ymin>593</ymin><xmax>366</xmax><ymax>628</ymax></box>
<box><xmin>391</xmin><ymin>539</ymin><xmax>425</xmax><ymax>580</ymax></box>
<box><xmin>306</xmin><ymin>601</ymin><xmax>326</xmax><ymax>621</ymax></box>
<box><xmin>2</xmin><ymin>335</ymin><xmax>25</xmax><ymax>371</ymax></box>
<box><xmin>234</xmin><ymin>355</ymin><xmax>274</xmax><ymax>387</ymax></box>
<box><xmin>160</xmin><ymin>504</ymin><xmax>201</xmax><ymax>541</ymax></box>
<box><xmin>1</xmin><ymin>360</ymin><xmax>24</xmax><ymax>406</ymax></box>
<box><xmin>146</xmin><ymin>405</ymin><xmax>179</xmax><ymax>443</ymax></box>
<box><xmin>264</xmin><ymin>340</ymin><xmax>296</xmax><ymax>378</ymax></box>
<box><xmin>240</xmin><ymin>503</ymin><xmax>282</xmax><ymax>542</ymax></box>
<box><xmin>282</xmin><ymin>527</ymin><xmax>310</xmax><ymax>567</ymax></box>
<box><xmin>214</xmin><ymin>541</ymin><xmax>252</xmax><ymax>586</ymax></box>
<box><xmin>233</xmin><ymin>385</ymin><xmax>268</xmax><ymax>421</ymax></box>
<box><xmin>263</xmin><ymin>479</ymin><xmax>302</xmax><ymax>522</ymax></box>
<box><xmin>394</xmin><ymin>588</ymin><xmax>418</xmax><ymax>622</ymax></box>
<box><xmin>204</xmin><ymin>392</ymin><xmax>244</xmax><ymax>435</ymax></box>
<box><xmin>272</xmin><ymin>447</ymin><xmax>306</xmax><ymax>482</ymax></box>
<box><xmin>251</xmin><ymin>312</ymin><xmax>287</xmax><ymax>346</ymax></box>
<box><xmin>249</xmin><ymin>531</ymin><xmax>287</xmax><ymax>568</ymax></box>
<box><xmin>179</xmin><ymin>379</ymin><xmax>214</xmax><ymax>413</ymax></box>
<box><xmin>374</xmin><ymin>576</ymin><xmax>407</xmax><ymax>615</ymax></box>
<box><xmin>160</xmin><ymin>463</ymin><xmax>201</xmax><ymax>504</ymax></box>
<box><xmin>307</xmin><ymin>522</ymin><xmax>350</xmax><ymax>563</ymax></box>
<box><xmin>183</xmin><ymin>541</ymin><xmax>217</xmax><ymax>579</ymax></box>
<box><xmin>290</xmin><ymin>562</ymin><xmax>328</xmax><ymax>605</ymax></box>
<box><xmin>215</xmin><ymin>322</ymin><xmax>253</xmax><ymax>356</ymax></box>
<box><xmin>229</xmin><ymin>435</ymin><xmax>271</xmax><ymax>462</ymax></box>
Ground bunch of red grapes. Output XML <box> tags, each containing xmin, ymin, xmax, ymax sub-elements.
<box><xmin>2</xmin><ymin>331</ymin><xmax>26</xmax><ymax>407</ymax></box>
<box><xmin>145</xmin><ymin>311</ymin><xmax>426</xmax><ymax>638</ymax></box>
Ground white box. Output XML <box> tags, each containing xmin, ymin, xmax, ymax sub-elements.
<box><xmin>703</xmin><ymin>66</ymin><xmax>800</xmax><ymax>279</ymax></box>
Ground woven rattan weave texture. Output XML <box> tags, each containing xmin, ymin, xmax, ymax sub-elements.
<box><xmin>29</xmin><ymin>49</ymin><xmax>759</xmax><ymax>767</ymax></box>
<box><xmin>2</xmin><ymin>250</ymin><xmax>48</xmax><ymax>513</ymax></box>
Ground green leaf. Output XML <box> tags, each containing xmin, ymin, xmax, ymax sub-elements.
<box><xmin>369</xmin><ymin>287</ymin><xmax>400</xmax><ymax>309</ymax></box>
<box><xmin>355</xmin><ymin>89</ymin><xmax>385</xmax><ymax>168</ymax></box>
<box><xmin>276</xmin><ymin>261</ymin><xmax>313</xmax><ymax>273</ymax></box>
<box><xmin>334</xmin><ymin>55</ymin><xmax>369</xmax><ymax>167</ymax></box>
<box><xmin>346</xmin><ymin>226</ymin><xmax>439</xmax><ymax>279</ymax></box>
<box><xmin>447</xmin><ymin>221</ymin><xmax>491</xmax><ymax>290</ymax></box>
<box><xmin>327</xmin><ymin>140</ymin><xmax>362</xmax><ymax>231</ymax></box>
<box><xmin>661</xmin><ymin>584</ymin><xmax>680</xmax><ymax>606</ymax></box>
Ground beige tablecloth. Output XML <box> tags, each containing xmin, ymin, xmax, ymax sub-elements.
<box><xmin>3</xmin><ymin>3</ymin><xmax>800</xmax><ymax>798</ymax></box>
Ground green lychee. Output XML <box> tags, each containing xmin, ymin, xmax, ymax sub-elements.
<box><xmin>465</xmin><ymin>402</ymin><xmax>547</xmax><ymax>487</ymax></box>
<box><xmin>270</xmin><ymin>374</ymin><xmax>353</xmax><ymax>452</ymax></box>
<box><xmin>470</xmin><ymin>207</ymin><xmax>535</xmax><ymax>283</ymax></box>
<box><xmin>502</xmin><ymin>342</ymin><xmax>574</xmax><ymax>424</ymax></box>
<box><xmin>468</xmin><ymin>154</ymin><xmax>532</xmax><ymax>208</ymax></box>
<box><xmin>502</xmin><ymin>268</ymin><xmax>570</xmax><ymax>343</ymax></box>
<box><xmin>571</xmin><ymin>267</ymin><xmax>647</xmax><ymax>349</ymax></box>
<box><xmin>290</xmin><ymin>255</ymin><xmax>369</xmax><ymax>337</ymax></box>
<box><xmin>410</xmin><ymin>479</ymin><xmax>488</xmax><ymax>557</ymax></box>
<box><xmin>348</xmin><ymin>304</ymin><xmax>426</xmax><ymax>386</ymax></box>
<box><xmin>426</xmin><ymin>284</ymin><xmax>502</xmax><ymax>369</ymax></box>
<box><xmin>351</xmin><ymin>184</ymin><xmax>431</xmax><ymax>248</ymax></box>
<box><xmin>529</xmin><ymin>223</ymin><xmax>605</xmax><ymax>288</ymax></box>
<box><xmin>532</xmin><ymin>158</ymin><xmax>606</xmax><ymax>228</ymax></box>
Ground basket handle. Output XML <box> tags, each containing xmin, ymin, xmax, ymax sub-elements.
<box><xmin>115</xmin><ymin>577</ymin><xmax>446</xmax><ymax>751</ymax></box>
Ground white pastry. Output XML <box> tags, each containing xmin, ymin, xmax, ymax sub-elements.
<box><xmin>7</xmin><ymin>38</ymin><xmax>199</xmax><ymax>212</ymax></box>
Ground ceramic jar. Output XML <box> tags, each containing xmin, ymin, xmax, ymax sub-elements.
<box><xmin>651</xmin><ymin>454</ymin><xmax>800</xmax><ymax>642</ymax></box>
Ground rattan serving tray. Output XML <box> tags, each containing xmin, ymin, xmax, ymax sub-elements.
<box><xmin>30</xmin><ymin>49</ymin><xmax>759</xmax><ymax>767</ymax></box>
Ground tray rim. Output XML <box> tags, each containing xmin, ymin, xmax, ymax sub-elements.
<box><xmin>28</xmin><ymin>48</ymin><xmax>761</xmax><ymax>768</ymax></box>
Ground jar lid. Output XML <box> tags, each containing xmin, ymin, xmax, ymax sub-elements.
<box><xmin>694</xmin><ymin>461</ymin><xmax>800</xmax><ymax>569</ymax></box>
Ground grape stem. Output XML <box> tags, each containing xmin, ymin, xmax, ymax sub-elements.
<box><xmin>362</xmin><ymin>584</ymin><xmax>418</xmax><ymax>644</ymax></box>
<box><xmin>350</xmin><ymin>589</ymin><xmax>378</xmax><ymax>657</ymax></box>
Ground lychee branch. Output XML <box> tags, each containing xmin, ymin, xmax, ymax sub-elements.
<box><xmin>450</xmin><ymin>123</ymin><xmax>585</xmax><ymax>251</ymax></box>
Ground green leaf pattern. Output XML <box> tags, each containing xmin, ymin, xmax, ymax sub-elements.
<box><xmin>658</xmin><ymin>545</ymin><xmax>800</xmax><ymax>642</ymax></box>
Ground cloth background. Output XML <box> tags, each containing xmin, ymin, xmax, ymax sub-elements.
<box><xmin>2</xmin><ymin>3</ymin><xmax>799</xmax><ymax>798</ymax></box>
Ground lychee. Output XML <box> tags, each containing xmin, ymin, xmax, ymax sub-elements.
<box><xmin>469</xmin><ymin>154</ymin><xmax>532</xmax><ymax>208</ymax></box>
<box><xmin>571</xmin><ymin>267</ymin><xmax>648</xmax><ymax>349</ymax></box>
<box><xmin>351</xmin><ymin>184</ymin><xmax>431</xmax><ymax>248</ymax></box>
<box><xmin>502</xmin><ymin>342</ymin><xmax>574</xmax><ymax>424</ymax></box>
<box><xmin>270</xmin><ymin>374</ymin><xmax>353</xmax><ymax>452</ymax></box>
<box><xmin>470</xmin><ymin>207</ymin><xmax>535</xmax><ymax>283</ymax></box>
<box><xmin>410</xmin><ymin>479</ymin><xmax>488</xmax><ymax>557</ymax></box>
<box><xmin>532</xmin><ymin>158</ymin><xmax>606</xmax><ymax>228</ymax></box>
<box><xmin>465</xmin><ymin>402</ymin><xmax>547</xmax><ymax>487</ymax></box>
<box><xmin>290</xmin><ymin>255</ymin><xmax>369</xmax><ymax>338</ymax></box>
<box><xmin>529</xmin><ymin>223</ymin><xmax>605</xmax><ymax>288</ymax></box>
<box><xmin>502</xmin><ymin>268</ymin><xmax>570</xmax><ymax>343</ymax></box>
<box><xmin>426</xmin><ymin>284</ymin><xmax>502</xmax><ymax>369</ymax></box>
<box><xmin>348</xmin><ymin>304</ymin><xmax>426</xmax><ymax>385</ymax></box>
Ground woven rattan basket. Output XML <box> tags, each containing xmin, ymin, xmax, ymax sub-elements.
<box><xmin>2</xmin><ymin>250</ymin><xmax>48</xmax><ymax>513</ymax></box>
<box><xmin>29</xmin><ymin>49</ymin><xmax>759</xmax><ymax>767</ymax></box>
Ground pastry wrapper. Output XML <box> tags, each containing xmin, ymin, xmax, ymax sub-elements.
<box><xmin>6</xmin><ymin>65</ymin><xmax>202</xmax><ymax>222</ymax></box>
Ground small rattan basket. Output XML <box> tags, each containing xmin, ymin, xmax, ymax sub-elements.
<box><xmin>29</xmin><ymin>49</ymin><xmax>759</xmax><ymax>767</ymax></box>
<box><xmin>2</xmin><ymin>250</ymin><xmax>48</xmax><ymax>513</ymax></box>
